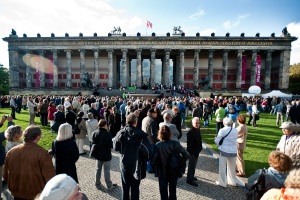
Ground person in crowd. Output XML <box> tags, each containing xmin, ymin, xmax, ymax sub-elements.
<box><xmin>251</xmin><ymin>102</ymin><xmax>259</xmax><ymax>127</ymax></box>
<box><xmin>91</xmin><ymin>119</ymin><xmax>117</xmax><ymax>190</ymax></box>
<box><xmin>9</xmin><ymin>96</ymin><xmax>17</xmax><ymax>120</ymax></box>
<box><xmin>214</xmin><ymin>117</ymin><xmax>238</xmax><ymax>188</ymax></box>
<box><xmin>285</xmin><ymin>102</ymin><xmax>291</xmax><ymax>122</ymax></box>
<box><xmin>276</xmin><ymin>122</ymin><xmax>300</xmax><ymax>167</ymax></box>
<box><xmin>38</xmin><ymin>174</ymin><xmax>83</xmax><ymax>200</ymax></box>
<box><xmin>64</xmin><ymin>97</ymin><xmax>72</xmax><ymax>112</ymax></box>
<box><xmin>66</xmin><ymin>105</ymin><xmax>77</xmax><ymax>126</ymax></box>
<box><xmin>225</xmin><ymin>103</ymin><xmax>240</xmax><ymax>128</ymax></box>
<box><xmin>0</xmin><ymin>115</ymin><xmax>14</xmax><ymax>198</ymax></box>
<box><xmin>27</xmin><ymin>96</ymin><xmax>37</xmax><ymax>125</ymax></box>
<box><xmin>159</xmin><ymin>113</ymin><xmax>180</xmax><ymax>141</ymax></box>
<box><xmin>186</xmin><ymin>117</ymin><xmax>202</xmax><ymax>187</ymax></box>
<box><xmin>86</xmin><ymin>112</ymin><xmax>99</xmax><ymax>151</ymax></box>
<box><xmin>120</xmin><ymin>100</ymin><xmax>127</xmax><ymax>127</ymax></box>
<box><xmin>270</xmin><ymin>97</ymin><xmax>277</xmax><ymax>115</ymax></box>
<box><xmin>247</xmin><ymin>151</ymin><xmax>293</xmax><ymax>198</ymax></box>
<box><xmin>161</xmin><ymin>104</ymin><xmax>173</xmax><ymax>117</ymax></box>
<box><xmin>192</xmin><ymin>103</ymin><xmax>202</xmax><ymax>121</ymax></box>
<box><xmin>109</xmin><ymin>106</ymin><xmax>121</xmax><ymax>138</ymax></box>
<box><xmin>76</xmin><ymin>111</ymin><xmax>87</xmax><ymax>155</ymax></box>
<box><xmin>137</xmin><ymin>101</ymin><xmax>150</xmax><ymax>128</ymax></box>
<box><xmin>261</xmin><ymin>167</ymin><xmax>300</xmax><ymax>200</ymax></box>
<box><xmin>215</xmin><ymin>103</ymin><xmax>226</xmax><ymax>136</ymax></box>
<box><xmin>151</xmin><ymin>125</ymin><xmax>189</xmax><ymax>200</ymax></box>
<box><xmin>99</xmin><ymin>102</ymin><xmax>107</xmax><ymax>120</ymax></box>
<box><xmin>236</xmin><ymin>114</ymin><xmax>248</xmax><ymax>177</ymax></box>
<box><xmin>203</xmin><ymin>100</ymin><xmax>210</xmax><ymax>128</ymax></box>
<box><xmin>22</xmin><ymin>96</ymin><xmax>27</xmax><ymax>111</ymax></box>
<box><xmin>52</xmin><ymin>105</ymin><xmax>66</xmax><ymax>133</ymax></box>
<box><xmin>81</xmin><ymin>100</ymin><xmax>90</xmax><ymax>119</ymax></box>
<box><xmin>72</xmin><ymin>97</ymin><xmax>81</xmax><ymax>115</ymax></box>
<box><xmin>89</xmin><ymin>103</ymin><xmax>99</xmax><ymax>120</ymax></box>
<box><xmin>52</xmin><ymin>123</ymin><xmax>80</xmax><ymax>183</ymax></box>
<box><xmin>178</xmin><ymin>100</ymin><xmax>186</xmax><ymax>128</ymax></box>
<box><xmin>40</xmin><ymin>99</ymin><xmax>49</xmax><ymax>126</ymax></box>
<box><xmin>172</xmin><ymin>106</ymin><xmax>182</xmax><ymax>139</ymax></box>
<box><xmin>246</xmin><ymin>102</ymin><xmax>253</xmax><ymax>125</ymax></box>
<box><xmin>3</xmin><ymin>125</ymin><xmax>55</xmax><ymax>199</ymax></box>
<box><xmin>261</xmin><ymin>99</ymin><xmax>268</xmax><ymax>113</ymax></box>
<box><xmin>289</xmin><ymin>100</ymin><xmax>297</xmax><ymax>123</ymax></box>
<box><xmin>155</xmin><ymin>107</ymin><xmax>164</xmax><ymax>129</ymax></box>
<box><xmin>134</xmin><ymin>103</ymin><xmax>143</xmax><ymax>121</ymax></box>
<box><xmin>48</xmin><ymin>101</ymin><xmax>57</xmax><ymax>129</ymax></box>
<box><xmin>4</xmin><ymin>125</ymin><xmax>22</xmax><ymax>153</ymax></box>
<box><xmin>104</xmin><ymin>106</ymin><xmax>113</xmax><ymax>125</ymax></box>
<box><xmin>275</xmin><ymin>100</ymin><xmax>287</xmax><ymax>126</ymax></box>
<box><xmin>113</xmin><ymin>113</ymin><xmax>151</xmax><ymax>200</ymax></box>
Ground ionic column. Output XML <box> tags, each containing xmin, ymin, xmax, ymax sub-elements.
<box><xmin>128</xmin><ymin>58</ymin><xmax>132</xmax><ymax>86</ymax></box>
<box><xmin>279</xmin><ymin>50</ymin><xmax>291</xmax><ymax>89</ymax></box>
<box><xmin>178</xmin><ymin>49</ymin><xmax>185</xmax><ymax>86</ymax></box>
<box><xmin>193</xmin><ymin>49</ymin><xmax>200</xmax><ymax>89</ymax></box>
<box><xmin>150</xmin><ymin>49</ymin><xmax>156</xmax><ymax>88</ymax></box>
<box><xmin>8</xmin><ymin>49</ymin><xmax>19</xmax><ymax>88</ymax></box>
<box><xmin>222</xmin><ymin>50</ymin><xmax>229</xmax><ymax>89</ymax></box>
<box><xmin>161</xmin><ymin>57</ymin><xmax>165</xmax><ymax>85</ymax></box>
<box><xmin>208</xmin><ymin>50</ymin><xmax>214</xmax><ymax>89</ymax></box>
<box><xmin>164</xmin><ymin>49</ymin><xmax>171</xmax><ymax>87</ymax></box>
<box><xmin>94</xmin><ymin>49</ymin><xmax>99</xmax><ymax>87</ymax></box>
<box><xmin>52</xmin><ymin>50</ymin><xmax>58</xmax><ymax>88</ymax></box>
<box><xmin>122</xmin><ymin>49</ymin><xmax>128</xmax><ymax>87</ymax></box>
<box><xmin>236</xmin><ymin>50</ymin><xmax>243</xmax><ymax>89</ymax></box>
<box><xmin>78</xmin><ymin>49</ymin><xmax>85</xmax><ymax>88</ymax></box>
<box><xmin>250</xmin><ymin>50</ymin><xmax>258</xmax><ymax>86</ymax></box>
<box><xmin>66</xmin><ymin>50</ymin><xmax>72</xmax><ymax>88</ymax></box>
<box><xmin>107</xmin><ymin>49</ymin><xmax>114</xmax><ymax>88</ymax></box>
<box><xmin>39</xmin><ymin>50</ymin><xmax>45</xmax><ymax>88</ymax></box>
<box><xmin>264</xmin><ymin>50</ymin><xmax>273</xmax><ymax>90</ymax></box>
<box><xmin>136</xmin><ymin>49</ymin><xmax>142</xmax><ymax>88</ymax></box>
<box><xmin>25</xmin><ymin>50</ymin><xmax>32</xmax><ymax>88</ymax></box>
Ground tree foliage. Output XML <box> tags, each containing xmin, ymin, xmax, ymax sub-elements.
<box><xmin>0</xmin><ymin>64</ymin><xmax>9</xmax><ymax>95</ymax></box>
<box><xmin>289</xmin><ymin>63</ymin><xmax>300</xmax><ymax>94</ymax></box>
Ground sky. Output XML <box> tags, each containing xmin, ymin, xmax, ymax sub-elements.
<box><xmin>0</xmin><ymin>0</ymin><xmax>300</xmax><ymax>68</ymax></box>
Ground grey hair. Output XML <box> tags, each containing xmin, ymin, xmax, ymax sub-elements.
<box><xmin>223</xmin><ymin>117</ymin><xmax>233</xmax><ymax>127</ymax></box>
<box><xmin>163</xmin><ymin>113</ymin><xmax>172</xmax><ymax>121</ymax></box>
<box><xmin>5</xmin><ymin>125</ymin><xmax>22</xmax><ymax>141</ymax></box>
<box><xmin>87</xmin><ymin>112</ymin><xmax>94</xmax><ymax>119</ymax></box>
<box><xmin>192</xmin><ymin>117</ymin><xmax>200</xmax><ymax>124</ymax></box>
<box><xmin>57</xmin><ymin>105</ymin><xmax>63</xmax><ymax>111</ymax></box>
<box><xmin>56</xmin><ymin>123</ymin><xmax>73</xmax><ymax>141</ymax></box>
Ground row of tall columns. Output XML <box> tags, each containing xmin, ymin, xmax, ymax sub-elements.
<box><xmin>9</xmin><ymin>48</ymin><xmax>291</xmax><ymax>90</ymax></box>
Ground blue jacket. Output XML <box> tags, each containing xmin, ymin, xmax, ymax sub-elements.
<box><xmin>275</xmin><ymin>103</ymin><xmax>287</xmax><ymax>114</ymax></box>
<box><xmin>0</xmin><ymin>121</ymin><xmax>15</xmax><ymax>166</ymax></box>
<box><xmin>225</xmin><ymin>105</ymin><xmax>240</xmax><ymax>120</ymax></box>
<box><xmin>247</xmin><ymin>104</ymin><xmax>252</xmax><ymax>114</ymax></box>
<box><xmin>120</xmin><ymin>104</ymin><xmax>126</xmax><ymax>115</ymax></box>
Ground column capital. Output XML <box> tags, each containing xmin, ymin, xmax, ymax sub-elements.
<box><xmin>136</xmin><ymin>48</ymin><xmax>142</xmax><ymax>53</ymax></box>
<box><xmin>78</xmin><ymin>49</ymin><xmax>85</xmax><ymax>53</ymax></box>
<box><xmin>164</xmin><ymin>49</ymin><xmax>171</xmax><ymax>53</ymax></box>
<box><xmin>121</xmin><ymin>49</ymin><xmax>128</xmax><ymax>53</ymax></box>
<box><xmin>252</xmin><ymin>50</ymin><xmax>259</xmax><ymax>53</ymax></box>
<box><xmin>150</xmin><ymin>49</ymin><xmax>156</xmax><ymax>53</ymax></box>
<box><xmin>179</xmin><ymin>49</ymin><xmax>186</xmax><ymax>53</ymax></box>
<box><xmin>266</xmin><ymin>50</ymin><xmax>274</xmax><ymax>53</ymax></box>
<box><xmin>107</xmin><ymin>49</ymin><xmax>114</xmax><ymax>53</ymax></box>
<box><xmin>208</xmin><ymin>49</ymin><xmax>214</xmax><ymax>53</ymax></box>
<box><xmin>24</xmin><ymin>49</ymin><xmax>32</xmax><ymax>54</ymax></box>
<box><xmin>38</xmin><ymin>49</ymin><xmax>45</xmax><ymax>54</ymax></box>
<box><xmin>194</xmin><ymin>49</ymin><xmax>200</xmax><ymax>53</ymax></box>
<box><xmin>223</xmin><ymin>49</ymin><xmax>229</xmax><ymax>53</ymax></box>
<box><xmin>64</xmin><ymin>49</ymin><xmax>72</xmax><ymax>53</ymax></box>
<box><xmin>93</xmin><ymin>49</ymin><xmax>99</xmax><ymax>52</ymax></box>
<box><xmin>237</xmin><ymin>49</ymin><xmax>244</xmax><ymax>54</ymax></box>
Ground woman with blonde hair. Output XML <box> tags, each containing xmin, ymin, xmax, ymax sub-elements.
<box><xmin>52</xmin><ymin>123</ymin><xmax>79</xmax><ymax>183</ymax></box>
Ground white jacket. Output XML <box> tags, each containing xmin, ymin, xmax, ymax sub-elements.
<box><xmin>81</xmin><ymin>104</ymin><xmax>90</xmax><ymax>118</ymax></box>
<box><xmin>214</xmin><ymin>126</ymin><xmax>238</xmax><ymax>154</ymax></box>
<box><xmin>86</xmin><ymin>118</ymin><xmax>98</xmax><ymax>142</ymax></box>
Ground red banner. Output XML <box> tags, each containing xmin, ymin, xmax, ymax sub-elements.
<box><xmin>49</xmin><ymin>56</ymin><xmax>53</xmax><ymax>87</ymax></box>
<box><xmin>241</xmin><ymin>56</ymin><xmax>247</xmax><ymax>89</ymax></box>
<box><xmin>36</xmin><ymin>55</ymin><xmax>40</xmax><ymax>87</ymax></box>
<box><xmin>256</xmin><ymin>55</ymin><xmax>261</xmax><ymax>86</ymax></box>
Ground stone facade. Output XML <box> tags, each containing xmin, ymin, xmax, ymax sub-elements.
<box><xmin>3</xmin><ymin>32</ymin><xmax>297</xmax><ymax>94</ymax></box>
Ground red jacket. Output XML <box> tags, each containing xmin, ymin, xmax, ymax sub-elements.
<box><xmin>48</xmin><ymin>106</ymin><xmax>57</xmax><ymax>120</ymax></box>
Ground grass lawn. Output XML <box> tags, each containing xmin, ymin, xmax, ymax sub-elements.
<box><xmin>0</xmin><ymin>108</ymin><xmax>56</xmax><ymax>150</ymax></box>
<box><xmin>1</xmin><ymin>108</ymin><xmax>283</xmax><ymax>177</ymax></box>
<box><xmin>185</xmin><ymin>112</ymin><xmax>284</xmax><ymax>177</ymax></box>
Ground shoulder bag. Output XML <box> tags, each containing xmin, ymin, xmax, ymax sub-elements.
<box><xmin>218</xmin><ymin>126</ymin><xmax>232</xmax><ymax>146</ymax></box>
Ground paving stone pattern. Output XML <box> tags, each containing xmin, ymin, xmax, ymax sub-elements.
<box><xmin>2</xmin><ymin>129</ymin><xmax>247</xmax><ymax>200</ymax></box>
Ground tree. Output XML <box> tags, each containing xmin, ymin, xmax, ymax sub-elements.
<box><xmin>289</xmin><ymin>63</ymin><xmax>300</xmax><ymax>94</ymax></box>
<box><xmin>0</xmin><ymin>64</ymin><xmax>9</xmax><ymax>95</ymax></box>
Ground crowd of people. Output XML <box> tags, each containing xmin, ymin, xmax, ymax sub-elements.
<box><xmin>0</xmin><ymin>94</ymin><xmax>299</xmax><ymax>199</ymax></box>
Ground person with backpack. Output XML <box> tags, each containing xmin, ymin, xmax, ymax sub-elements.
<box><xmin>225</xmin><ymin>103</ymin><xmax>240</xmax><ymax>128</ymax></box>
<box><xmin>151</xmin><ymin>125</ymin><xmax>189</xmax><ymax>200</ymax></box>
<box><xmin>186</xmin><ymin>117</ymin><xmax>202</xmax><ymax>187</ymax></box>
<box><xmin>113</xmin><ymin>113</ymin><xmax>151</xmax><ymax>200</ymax></box>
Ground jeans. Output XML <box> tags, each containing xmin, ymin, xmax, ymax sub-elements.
<box><xmin>270</xmin><ymin>106</ymin><xmax>275</xmax><ymax>115</ymax></box>
<box><xmin>22</xmin><ymin>105</ymin><xmax>27</xmax><ymax>110</ymax></box>
<box><xmin>147</xmin><ymin>144</ymin><xmax>155</xmax><ymax>173</ymax></box>
<box><xmin>216</xmin><ymin>121</ymin><xmax>224</xmax><ymax>136</ymax></box>
<box><xmin>203</xmin><ymin>119</ymin><xmax>209</xmax><ymax>127</ymax></box>
<box><xmin>208</xmin><ymin>113</ymin><xmax>212</xmax><ymax>121</ymax></box>
<box><xmin>247</xmin><ymin>114</ymin><xmax>253</xmax><ymax>125</ymax></box>
<box><xmin>286</xmin><ymin>113</ymin><xmax>289</xmax><ymax>122</ymax></box>
<box><xmin>11</xmin><ymin>107</ymin><xmax>16</xmax><ymax>119</ymax></box>
<box><xmin>159</xmin><ymin>177</ymin><xmax>178</xmax><ymax>200</ymax></box>
<box><xmin>121</xmin><ymin>172</ymin><xmax>140</xmax><ymax>200</ymax></box>
<box><xmin>40</xmin><ymin>113</ymin><xmax>48</xmax><ymax>126</ymax></box>
<box><xmin>187</xmin><ymin>153</ymin><xmax>199</xmax><ymax>182</ymax></box>
<box><xmin>95</xmin><ymin>160</ymin><xmax>112</xmax><ymax>188</ymax></box>
<box><xmin>181</xmin><ymin>112</ymin><xmax>185</xmax><ymax>127</ymax></box>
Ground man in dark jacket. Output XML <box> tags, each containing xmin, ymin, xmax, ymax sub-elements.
<box><xmin>113</xmin><ymin>114</ymin><xmax>151</xmax><ymax>200</ymax></box>
<box><xmin>52</xmin><ymin>105</ymin><xmax>66</xmax><ymax>132</ymax></box>
<box><xmin>289</xmin><ymin>101</ymin><xmax>297</xmax><ymax>123</ymax></box>
<box><xmin>92</xmin><ymin>119</ymin><xmax>116</xmax><ymax>190</ymax></box>
<box><xmin>186</xmin><ymin>117</ymin><xmax>202</xmax><ymax>186</ymax></box>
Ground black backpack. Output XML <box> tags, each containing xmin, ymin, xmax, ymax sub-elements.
<box><xmin>228</xmin><ymin>104</ymin><xmax>236</xmax><ymax>114</ymax></box>
<box><xmin>167</xmin><ymin>142</ymin><xmax>187</xmax><ymax>178</ymax></box>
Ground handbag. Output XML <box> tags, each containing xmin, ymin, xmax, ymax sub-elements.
<box><xmin>218</xmin><ymin>126</ymin><xmax>232</xmax><ymax>146</ymax></box>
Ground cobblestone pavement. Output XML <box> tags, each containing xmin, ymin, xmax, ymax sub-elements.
<box><xmin>2</xmin><ymin>129</ymin><xmax>247</xmax><ymax>200</ymax></box>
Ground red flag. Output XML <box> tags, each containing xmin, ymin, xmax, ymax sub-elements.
<box><xmin>147</xmin><ymin>20</ymin><xmax>152</xmax><ymax>29</ymax></box>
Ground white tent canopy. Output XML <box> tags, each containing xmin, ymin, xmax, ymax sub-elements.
<box><xmin>261</xmin><ymin>90</ymin><xmax>292</xmax><ymax>98</ymax></box>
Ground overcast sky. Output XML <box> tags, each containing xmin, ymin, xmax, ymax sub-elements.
<box><xmin>0</xmin><ymin>0</ymin><xmax>299</xmax><ymax>68</ymax></box>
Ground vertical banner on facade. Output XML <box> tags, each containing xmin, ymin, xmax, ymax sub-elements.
<box><xmin>36</xmin><ymin>55</ymin><xmax>40</xmax><ymax>87</ymax></box>
<box><xmin>241</xmin><ymin>56</ymin><xmax>247</xmax><ymax>89</ymax></box>
<box><xmin>49</xmin><ymin>56</ymin><xmax>53</xmax><ymax>87</ymax></box>
<box><xmin>256</xmin><ymin>55</ymin><xmax>261</xmax><ymax>86</ymax></box>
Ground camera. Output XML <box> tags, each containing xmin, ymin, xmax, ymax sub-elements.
<box><xmin>4</xmin><ymin>115</ymin><xmax>8</xmax><ymax>118</ymax></box>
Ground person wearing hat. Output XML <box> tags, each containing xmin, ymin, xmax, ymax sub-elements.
<box><xmin>38</xmin><ymin>174</ymin><xmax>82</xmax><ymax>200</ymax></box>
<box><xmin>276</xmin><ymin>122</ymin><xmax>300</xmax><ymax>167</ymax></box>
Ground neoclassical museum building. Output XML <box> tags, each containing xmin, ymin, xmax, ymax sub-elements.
<box><xmin>3</xmin><ymin>28</ymin><xmax>297</xmax><ymax>95</ymax></box>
